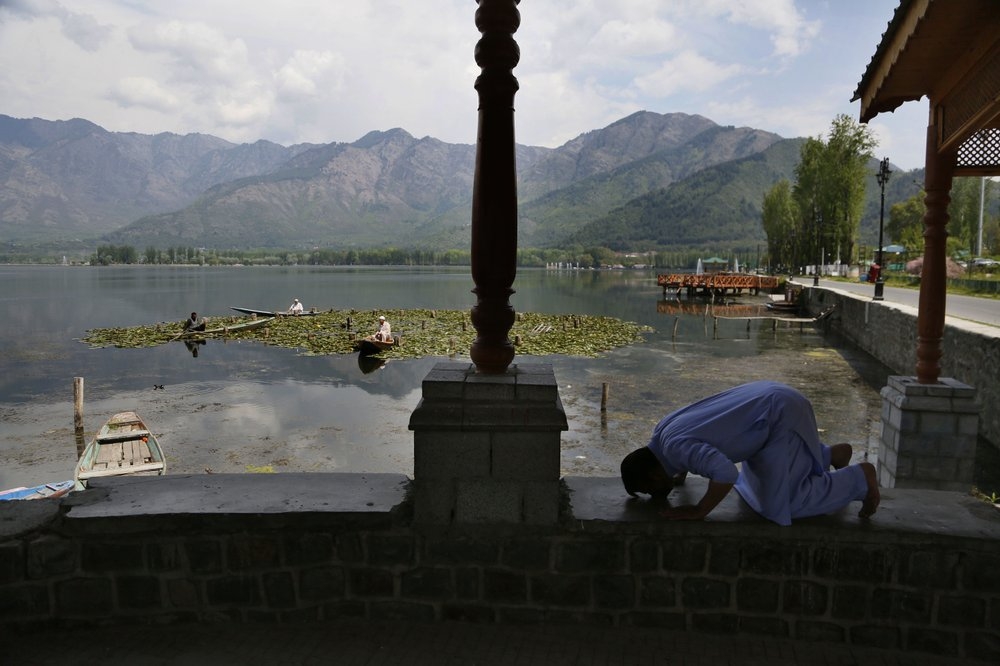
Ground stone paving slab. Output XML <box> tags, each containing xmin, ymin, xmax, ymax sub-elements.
<box><xmin>4</xmin><ymin>618</ymin><xmax>978</xmax><ymax>666</ymax></box>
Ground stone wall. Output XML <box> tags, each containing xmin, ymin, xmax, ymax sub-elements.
<box><xmin>800</xmin><ymin>285</ymin><xmax>1000</xmax><ymax>449</ymax></box>
<box><xmin>2</xmin><ymin>475</ymin><xmax>1000</xmax><ymax>662</ymax></box>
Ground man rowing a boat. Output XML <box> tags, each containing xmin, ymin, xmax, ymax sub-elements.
<box><xmin>288</xmin><ymin>298</ymin><xmax>304</xmax><ymax>314</ymax></box>
<box><xmin>182</xmin><ymin>312</ymin><xmax>206</xmax><ymax>332</ymax></box>
<box><xmin>373</xmin><ymin>315</ymin><xmax>391</xmax><ymax>341</ymax></box>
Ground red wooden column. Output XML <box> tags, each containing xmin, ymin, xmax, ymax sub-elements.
<box><xmin>469</xmin><ymin>0</ymin><xmax>520</xmax><ymax>374</ymax></box>
<box><xmin>915</xmin><ymin>122</ymin><xmax>955</xmax><ymax>384</ymax></box>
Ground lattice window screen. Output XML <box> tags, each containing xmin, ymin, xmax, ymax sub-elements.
<box><xmin>957</xmin><ymin>128</ymin><xmax>1000</xmax><ymax>170</ymax></box>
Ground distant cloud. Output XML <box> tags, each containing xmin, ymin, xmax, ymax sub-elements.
<box><xmin>588</xmin><ymin>18</ymin><xmax>679</xmax><ymax>59</ymax></box>
<box><xmin>635</xmin><ymin>51</ymin><xmax>742</xmax><ymax>96</ymax></box>
<box><xmin>107</xmin><ymin>76</ymin><xmax>180</xmax><ymax>113</ymax></box>
<box><xmin>127</xmin><ymin>20</ymin><xmax>251</xmax><ymax>83</ymax></box>
<box><xmin>682</xmin><ymin>0</ymin><xmax>820</xmax><ymax>58</ymax></box>
<box><xmin>1</xmin><ymin>0</ymin><xmax>111</xmax><ymax>51</ymax></box>
<box><xmin>276</xmin><ymin>50</ymin><xmax>345</xmax><ymax>100</ymax></box>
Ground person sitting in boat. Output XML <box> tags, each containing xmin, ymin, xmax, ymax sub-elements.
<box><xmin>373</xmin><ymin>315</ymin><xmax>391</xmax><ymax>341</ymax></box>
<box><xmin>288</xmin><ymin>298</ymin><xmax>304</xmax><ymax>314</ymax></box>
<box><xmin>182</xmin><ymin>312</ymin><xmax>206</xmax><ymax>332</ymax></box>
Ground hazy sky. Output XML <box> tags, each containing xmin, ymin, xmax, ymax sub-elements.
<box><xmin>0</xmin><ymin>1</ymin><xmax>928</xmax><ymax>170</ymax></box>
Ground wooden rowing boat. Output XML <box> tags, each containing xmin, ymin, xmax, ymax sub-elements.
<box><xmin>353</xmin><ymin>336</ymin><xmax>396</xmax><ymax>356</ymax></box>
<box><xmin>231</xmin><ymin>306</ymin><xmax>319</xmax><ymax>317</ymax></box>
<box><xmin>74</xmin><ymin>411</ymin><xmax>166</xmax><ymax>489</ymax></box>
<box><xmin>179</xmin><ymin>316</ymin><xmax>275</xmax><ymax>338</ymax></box>
<box><xmin>0</xmin><ymin>479</ymin><xmax>74</xmax><ymax>501</ymax></box>
<box><xmin>765</xmin><ymin>301</ymin><xmax>799</xmax><ymax>313</ymax></box>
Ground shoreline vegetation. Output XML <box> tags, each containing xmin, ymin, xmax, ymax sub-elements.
<box><xmin>82</xmin><ymin>309</ymin><xmax>653</xmax><ymax>359</ymax></box>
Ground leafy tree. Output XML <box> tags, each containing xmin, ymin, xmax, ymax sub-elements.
<box><xmin>786</xmin><ymin>115</ymin><xmax>876</xmax><ymax>270</ymax></box>
<box><xmin>887</xmin><ymin>192</ymin><xmax>925</xmax><ymax>253</ymax></box>
<box><xmin>761</xmin><ymin>179</ymin><xmax>798</xmax><ymax>270</ymax></box>
<box><xmin>949</xmin><ymin>177</ymin><xmax>996</xmax><ymax>259</ymax></box>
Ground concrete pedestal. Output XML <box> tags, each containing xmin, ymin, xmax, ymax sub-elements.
<box><xmin>878</xmin><ymin>376</ymin><xmax>979</xmax><ymax>489</ymax></box>
<box><xmin>408</xmin><ymin>361</ymin><xmax>568</xmax><ymax>525</ymax></box>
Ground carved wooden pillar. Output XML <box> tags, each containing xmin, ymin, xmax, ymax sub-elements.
<box><xmin>469</xmin><ymin>0</ymin><xmax>519</xmax><ymax>374</ymax></box>
<box><xmin>915</xmin><ymin>122</ymin><xmax>955</xmax><ymax>384</ymax></box>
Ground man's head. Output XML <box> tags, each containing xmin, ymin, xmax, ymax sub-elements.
<box><xmin>621</xmin><ymin>446</ymin><xmax>674</xmax><ymax>499</ymax></box>
<box><xmin>379</xmin><ymin>316</ymin><xmax>385</xmax><ymax>321</ymax></box>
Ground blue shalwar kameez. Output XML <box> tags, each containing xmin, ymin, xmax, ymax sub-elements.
<box><xmin>646</xmin><ymin>381</ymin><xmax>868</xmax><ymax>525</ymax></box>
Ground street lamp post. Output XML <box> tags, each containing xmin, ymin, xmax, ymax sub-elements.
<box><xmin>873</xmin><ymin>156</ymin><xmax>892</xmax><ymax>301</ymax></box>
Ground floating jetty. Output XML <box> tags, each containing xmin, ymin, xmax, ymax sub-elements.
<box><xmin>657</xmin><ymin>272</ymin><xmax>783</xmax><ymax>298</ymax></box>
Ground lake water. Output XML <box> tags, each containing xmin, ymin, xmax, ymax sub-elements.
<box><xmin>0</xmin><ymin>265</ymin><xmax>892</xmax><ymax>490</ymax></box>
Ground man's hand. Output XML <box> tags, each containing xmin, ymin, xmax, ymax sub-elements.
<box><xmin>659</xmin><ymin>480</ymin><xmax>733</xmax><ymax>521</ymax></box>
<box><xmin>660</xmin><ymin>504</ymin><xmax>710</xmax><ymax>520</ymax></box>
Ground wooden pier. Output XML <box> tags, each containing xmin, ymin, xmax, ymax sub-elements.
<box><xmin>657</xmin><ymin>272</ymin><xmax>783</xmax><ymax>298</ymax></box>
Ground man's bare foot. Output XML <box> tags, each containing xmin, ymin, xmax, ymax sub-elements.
<box><xmin>830</xmin><ymin>443</ymin><xmax>852</xmax><ymax>469</ymax></box>
<box><xmin>858</xmin><ymin>462</ymin><xmax>880</xmax><ymax>518</ymax></box>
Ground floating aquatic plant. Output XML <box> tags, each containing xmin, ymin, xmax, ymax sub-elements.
<box><xmin>81</xmin><ymin>308</ymin><xmax>651</xmax><ymax>359</ymax></box>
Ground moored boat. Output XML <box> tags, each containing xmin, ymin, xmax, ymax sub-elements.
<box><xmin>765</xmin><ymin>300</ymin><xmax>799</xmax><ymax>312</ymax></box>
<box><xmin>231</xmin><ymin>306</ymin><xmax>319</xmax><ymax>317</ymax></box>
<box><xmin>0</xmin><ymin>479</ymin><xmax>74</xmax><ymax>501</ymax></box>
<box><xmin>74</xmin><ymin>411</ymin><xmax>166</xmax><ymax>489</ymax></box>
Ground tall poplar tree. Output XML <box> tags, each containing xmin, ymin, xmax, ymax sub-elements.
<box><xmin>761</xmin><ymin>179</ymin><xmax>797</xmax><ymax>271</ymax></box>
<box><xmin>768</xmin><ymin>115</ymin><xmax>876</xmax><ymax>271</ymax></box>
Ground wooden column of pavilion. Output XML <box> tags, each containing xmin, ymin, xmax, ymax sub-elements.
<box><xmin>852</xmin><ymin>0</ymin><xmax>997</xmax><ymax>489</ymax></box>
<box><xmin>407</xmin><ymin>1</ymin><xmax>567</xmax><ymax>525</ymax></box>
<box><xmin>469</xmin><ymin>0</ymin><xmax>520</xmax><ymax>374</ymax></box>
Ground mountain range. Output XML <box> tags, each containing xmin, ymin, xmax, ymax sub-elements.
<box><xmin>0</xmin><ymin>111</ymin><xmax>921</xmax><ymax>253</ymax></box>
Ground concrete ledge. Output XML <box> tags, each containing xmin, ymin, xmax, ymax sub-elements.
<box><xmin>13</xmin><ymin>472</ymin><xmax>993</xmax><ymax>539</ymax></box>
<box><xmin>56</xmin><ymin>473</ymin><xmax>411</xmax><ymax>533</ymax></box>
<box><xmin>563</xmin><ymin>476</ymin><xmax>1000</xmax><ymax>540</ymax></box>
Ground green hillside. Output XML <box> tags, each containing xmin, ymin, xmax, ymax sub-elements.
<box><xmin>565</xmin><ymin>139</ymin><xmax>805</xmax><ymax>251</ymax></box>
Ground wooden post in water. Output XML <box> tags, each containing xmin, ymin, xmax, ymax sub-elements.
<box><xmin>73</xmin><ymin>377</ymin><xmax>85</xmax><ymax>457</ymax></box>
<box><xmin>601</xmin><ymin>382</ymin><xmax>609</xmax><ymax>412</ymax></box>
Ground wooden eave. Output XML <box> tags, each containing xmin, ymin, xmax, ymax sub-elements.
<box><xmin>853</xmin><ymin>0</ymin><xmax>1000</xmax><ymax>151</ymax></box>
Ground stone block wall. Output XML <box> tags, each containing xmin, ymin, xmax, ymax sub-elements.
<box><xmin>409</xmin><ymin>362</ymin><xmax>567</xmax><ymax>525</ymax></box>
<box><xmin>880</xmin><ymin>376</ymin><xmax>980</xmax><ymax>489</ymax></box>
<box><xmin>2</xmin><ymin>508</ymin><xmax>1000</xmax><ymax>662</ymax></box>
<box><xmin>801</xmin><ymin>286</ymin><xmax>999</xmax><ymax>450</ymax></box>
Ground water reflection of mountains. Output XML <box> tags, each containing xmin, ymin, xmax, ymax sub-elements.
<box><xmin>656</xmin><ymin>299</ymin><xmax>773</xmax><ymax>318</ymax></box>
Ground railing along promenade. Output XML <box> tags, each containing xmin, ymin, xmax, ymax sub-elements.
<box><xmin>658</xmin><ymin>272</ymin><xmax>782</xmax><ymax>297</ymax></box>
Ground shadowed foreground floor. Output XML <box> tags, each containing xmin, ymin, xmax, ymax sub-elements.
<box><xmin>6</xmin><ymin>618</ymin><xmax>979</xmax><ymax>666</ymax></box>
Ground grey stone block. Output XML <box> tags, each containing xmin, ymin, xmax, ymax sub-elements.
<box><xmin>411</xmin><ymin>482</ymin><xmax>455</xmax><ymax>525</ymax></box>
<box><xmin>455</xmin><ymin>480</ymin><xmax>521</xmax><ymax>524</ymax></box>
<box><xmin>491</xmin><ymin>432</ymin><xmax>560</xmax><ymax>481</ymax></box>
<box><xmin>521</xmin><ymin>481</ymin><xmax>560</xmax><ymax>525</ymax></box>
<box><xmin>414</xmin><ymin>431</ymin><xmax>491</xmax><ymax>480</ymax></box>
<box><xmin>465</xmin><ymin>371</ymin><xmax>516</xmax><ymax>401</ymax></box>
<box><xmin>408</xmin><ymin>399</ymin><xmax>464</xmax><ymax>429</ymax></box>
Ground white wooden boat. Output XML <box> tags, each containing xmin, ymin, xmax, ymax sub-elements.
<box><xmin>74</xmin><ymin>412</ymin><xmax>166</xmax><ymax>489</ymax></box>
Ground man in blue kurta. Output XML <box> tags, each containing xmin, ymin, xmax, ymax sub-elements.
<box><xmin>620</xmin><ymin>380</ymin><xmax>879</xmax><ymax>525</ymax></box>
